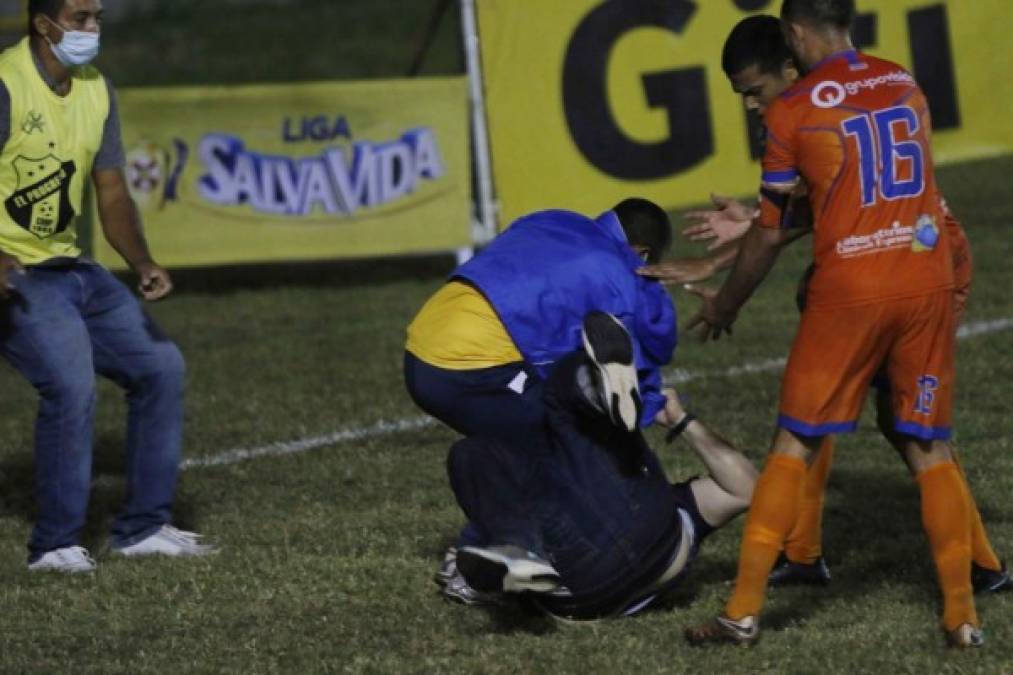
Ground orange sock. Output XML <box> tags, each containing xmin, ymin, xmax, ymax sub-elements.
<box><xmin>725</xmin><ymin>453</ymin><xmax>807</xmax><ymax>620</ymax></box>
<box><xmin>917</xmin><ymin>462</ymin><xmax>977</xmax><ymax>630</ymax></box>
<box><xmin>784</xmin><ymin>438</ymin><xmax>833</xmax><ymax>564</ymax></box>
<box><xmin>953</xmin><ymin>457</ymin><xmax>1002</xmax><ymax>571</ymax></box>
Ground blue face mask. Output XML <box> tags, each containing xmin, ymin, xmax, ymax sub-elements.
<box><xmin>45</xmin><ymin>16</ymin><xmax>100</xmax><ymax>67</ymax></box>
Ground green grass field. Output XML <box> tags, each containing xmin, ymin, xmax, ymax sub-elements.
<box><xmin>0</xmin><ymin>154</ymin><xmax>1009</xmax><ymax>673</ymax></box>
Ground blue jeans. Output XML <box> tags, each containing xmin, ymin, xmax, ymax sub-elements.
<box><xmin>404</xmin><ymin>352</ymin><xmax>550</xmax><ymax>547</ymax></box>
<box><xmin>1</xmin><ymin>259</ymin><xmax>185</xmax><ymax>557</ymax></box>
<box><xmin>447</xmin><ymin>352</ymin><xmax>684</xmax><ymax>618</ymax></box>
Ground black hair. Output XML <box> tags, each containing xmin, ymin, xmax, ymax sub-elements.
<box><xmin>722</xmin><ymin>15</ymin><xmax>793</xmax><ymax>77</ymax></box>
<box><xmin>781</xmin><ymin>0</ymin><xmax>855</xmax><ymax>30</ymax></box>
<box><xmin>27</xmin><ymin>0</ymin><xmax>65</xmax><ymax>35</ymax></box>
<box><xmin>613</xmin><ymin>198</ymin><xmax>671</xmax><ymax>264</ymax></box>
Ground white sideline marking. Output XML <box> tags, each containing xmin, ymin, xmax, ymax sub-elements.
<box><xmin>179</xmin><ymin>316</ymin><xmax>1013</xmax><ymax>472</ymax></box>
<box><xmin>956</xmin><ymin>316</ymin><xmax>1013</xmax><ymax>339</ymax></box>
<box><xmin>179</xmin><ymin>416</ymin><xmax>435</xmax><ymax>470</ymax></box>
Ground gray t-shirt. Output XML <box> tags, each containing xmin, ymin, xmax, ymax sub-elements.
<box><xmin>0</xmin><ymin>56</ymin><xmax>125</xmax><ymax>170</ymax></box>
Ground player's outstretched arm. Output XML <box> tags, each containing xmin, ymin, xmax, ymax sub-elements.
<box><xmin>657</xmin><ymin>389</ymin><xmax>758</xmax><ymax>528</ymax></box>
<box><xmin>637</xmin><ymin>243</ymin><xmax>740</xmax><ymax>285</ymax></box>
<box><xmin>687</xmin><ymin>222</ymin><xmax>786</xmax><ymax>341</ymax></box>
<box><xmin>683</xmin><ymin>194</ymin><xmax>755</xmax><ymax>250</ymax></box>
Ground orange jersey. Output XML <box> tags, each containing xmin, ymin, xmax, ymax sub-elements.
<box><xmin>759</xmin><ymin>50</ymin><xmax>953</xmax><ymax>310</ymax></box>
<box><xmin>940</xmin><ymin>197</ymin><xmax>972</xmax><ymax>320</ymax></box>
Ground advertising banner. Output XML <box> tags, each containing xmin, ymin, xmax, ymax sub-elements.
<box><xmin>476</xmin><ymin>0</ymin><xmax>1013</xmax><ymax>227</ymax></box>
<box><xmin>95</xmin><ymin>76</ymin><xmax>471</xmax><ymax>268</ymax></box>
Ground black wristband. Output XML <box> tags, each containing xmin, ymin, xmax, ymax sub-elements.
<box><xmin>665</xmin><ymin>412</ymin><xmax>696</xmax><ymax>443</ymax></box>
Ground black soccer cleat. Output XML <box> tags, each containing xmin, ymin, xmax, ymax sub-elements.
<box><xmin>972</xmin><ymin>561</ymin><xmax>1011</xmax><ymax>594</ymax></box>
<box><xmin>581</xmin><ymin>311</ymin><xmax>641</xmax><ymax>432</ymax></box>
<box><xmin>768</xmin><ymin>554</ymin><xmax>831</xmax><ymax>587</ymax></box>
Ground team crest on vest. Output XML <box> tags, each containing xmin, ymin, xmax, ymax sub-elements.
<box><xmin>4</xmin><ymin>154</ymin><xmax>77</xmax><ymax>239</ymax></box>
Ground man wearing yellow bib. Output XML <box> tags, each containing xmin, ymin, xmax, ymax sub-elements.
<box><xmin>0</xmin><ymin>0</ymin><xmax>214</xmax><ymax>573</ymax></box>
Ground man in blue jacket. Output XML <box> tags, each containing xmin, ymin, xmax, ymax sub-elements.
<box><xmin>404</xmin><ymin>198</ymin><xmax>679</xmax><ymax>602</ymax></box>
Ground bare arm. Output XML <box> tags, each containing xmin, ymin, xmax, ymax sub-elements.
<box><xmin>686</xmin><ymin>222</ymin><xmax>786</xmax><ymax>341</ymax></box>
<box><xmin>656</xmin><ymin>388</ymin><xmax>758</xmax><ymax>527</ymax></box>
<box><xmin>637</xmin><ymin>242</ymin><xmax>741</xmax><ymax>284</ymax></box>
<box><xmin>93</xmin><ymin>167</ymin><xmax>173</xmax><ymax>301</ymax></box>
<box><xmin>639</xmin><ymin>191</ymin><xmax>810</xmax><ymax>287</ymax></box>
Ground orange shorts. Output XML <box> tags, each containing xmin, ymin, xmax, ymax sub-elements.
<box><xmin>778</xmin><ymin>291</ymin><xmax>954</xmax><ymax>440</ymax></box>
<box><xmin>947</xmin><ymin>213</ymin><xmax>972</xmax><ymax>323</ymax></box>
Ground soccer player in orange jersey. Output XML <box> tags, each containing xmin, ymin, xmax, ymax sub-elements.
<box><xmin>642</xmin><ymin>15</ymin><xmax>1007</xmax><ymax>594</ymax></box>
<box><xmin>683</xmin><ymin>0</ymin><xmax>984</xmax><ymax>648</ymax></box>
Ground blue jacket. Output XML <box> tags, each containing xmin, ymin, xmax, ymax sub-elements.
<box><xmin>454</xmin><ymin>209</ymin><xmax>677</xmax><ymax>426</ymax></box>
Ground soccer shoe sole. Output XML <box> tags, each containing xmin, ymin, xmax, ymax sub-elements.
<box><xmin>456</xmin><ymin>547</ymin><xmax>561</xmax><ymax>594</ymax></box>
<box><xmin>581</xmin><ymin>311</ymin><xmax>641</xmax><ymax>432</ymax></box>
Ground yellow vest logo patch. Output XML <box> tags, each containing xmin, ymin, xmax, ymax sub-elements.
<box><xmin>21</xmin><ymin>110</ymin><xmax>45</xmax><ymax>135</ymax></box>
<box><xmin>4</xmin><ymin>154</ymin><xmax>77</xmax><ymax>239</ymax></box>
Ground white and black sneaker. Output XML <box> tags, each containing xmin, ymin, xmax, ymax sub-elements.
<box><xmin>685</xmin><ymin>614</ymin><xmax>760</xmax><ymax>647</ymax></box>
<box><xmin>456</xmin><ymin>545</ymin><xmax>562</xmax><ymax>594</ymax></box>
<box><xmin>441</xmin><ymin>571</ymin><xmax>503</xmax><ymax>606</ymax></box>
<box><xmin>434</xmin><ymin>547</ymin><xmax>459</xmax><ymax>587</ymax></box>
<box><xmin>581</xmin><ymin>311</ymin><xmax>641</xmax><ymax>432</ymax></box>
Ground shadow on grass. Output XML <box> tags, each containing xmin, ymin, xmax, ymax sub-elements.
<box><xmin>677</xmin><ymin>464</ymin><xmax>941</xmax><ymax>631</ymax></box>
<box><xmin>0</xmin><ymin>431</ymin><xmax>201</xmax><ymax>548</ymax></box>
<box><xmin>436</xmin><ymin>462</ymin><xmax>999</xmax><ymax>634</ymax></box>
<box><xmin>116</xmin><ymin>253</ymin><xmax>456</xmax><ymax>296</ymax></box>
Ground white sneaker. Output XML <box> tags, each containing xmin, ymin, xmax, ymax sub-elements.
<box><xmin>28</xmin><ymin>545</ymin><xmax>97</xmax><ymax>573</ymax></box>
<box><xmin>111</xmin><ymin>525</ymin><xmax>218</xmax><ymax>558</ymax></box>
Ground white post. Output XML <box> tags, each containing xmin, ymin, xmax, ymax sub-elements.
<box><xmin>459</xmin><ymin>0</ymin><xmax>498</xmax><ymax>245</ymax></box>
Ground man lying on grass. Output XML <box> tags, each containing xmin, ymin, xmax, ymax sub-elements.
<box><xmin>441</xmin><ymin>311</ymin><xmax>758</xmax><ymax>620</ymax></box>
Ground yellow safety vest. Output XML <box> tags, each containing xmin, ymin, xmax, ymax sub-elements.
<box><xmin>0</xmin><ymin>37</ymin><xmax>108</xmax><ymax>264</ymax></box>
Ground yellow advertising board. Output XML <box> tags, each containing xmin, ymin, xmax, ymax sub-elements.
<box><xmin>476</xmin><ymin>0</ymin><xmax>1013</xmax><ymax>226</ymax></box>
<box><xmin>95</xmin><ymin>77</ymin><xmax>471</xmax><ymax>269</ymax></box>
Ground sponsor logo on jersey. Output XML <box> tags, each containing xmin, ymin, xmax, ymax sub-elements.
<box><xmin>912</xmin><ymin>214</ymin><xmax>940</xmax><ymax>252</ymax></box>
<box><xmin>844</xmin><ymin>70</ymin><xmax>915</xmax><ymax>96</ymax></box>
<box><xmin>811</xmin><ymin>81</ymin><xmax>846</xmax><ymax>109</ymax></box>
<box><xmin>836</xmin><ymin>214</ymin><xmax>938</xmax><ymax>258</ymax></box>
<box><xmin>811</xmin><ymin>71</ymin><xmax>915</xmax><ymax>109</ymax></box>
